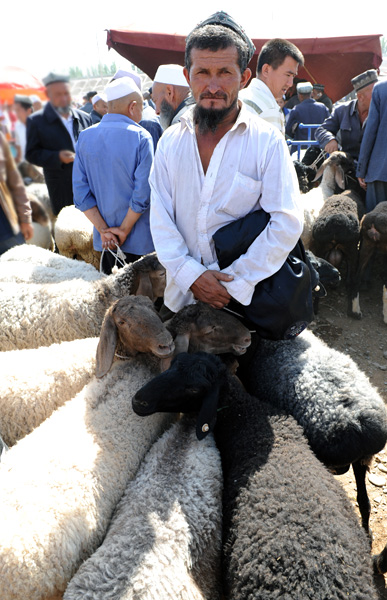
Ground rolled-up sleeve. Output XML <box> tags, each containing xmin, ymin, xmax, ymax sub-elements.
<box><xmin>221</xmin><ymin>136</ymin><xmax>304</xmax><ymax>305</ymax></box>
<box><xmin>150</xmin><ymin>144</ymin><xmax>206</xmax><ymax>293</ymax></box>
<box><xmin>315</xmin><ymin>110</ymin><xmax>341</xmax><ymax>149</ymax></box>
<box><xmin>130</xmin><ymin>136</ymin><xmax>154</xmax><ymax>214</ymax></box>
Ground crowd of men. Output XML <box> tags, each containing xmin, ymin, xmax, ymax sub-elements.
<box><xmin>1</xmin><ymin>11</ymin><xmax>386</xmax><ymax>322</ymax></box>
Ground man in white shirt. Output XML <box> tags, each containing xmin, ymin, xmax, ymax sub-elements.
<box><xmin>150</xmin><ymin>13</ymin><xmax>303</xmax><ymax>316</ymax></box>
<box><xmin>239</xmin><ymin>38</ymin><xmax>304</xmax><ymax>135</ymax></box>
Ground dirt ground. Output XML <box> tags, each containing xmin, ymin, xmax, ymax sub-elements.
<box><xmin>310</xmin><ymin>266</ymin><xmax>387</xmax><ymax>596</ymax></box>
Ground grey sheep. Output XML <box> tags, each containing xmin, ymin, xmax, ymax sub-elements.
<box><xmin>133</xmin><ymin>352</ymin><xmax>379</xmax><ymax>599</ymax></box>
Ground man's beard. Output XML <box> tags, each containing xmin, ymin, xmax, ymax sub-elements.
<box><xmin>56</xmin><ymin>105</ymin><xmax>71</xmax><ymax>115</ymax></box>
<box><xmin>159</xmin><ymin>99</ymin><xmax>176</xmax><ymax>130</ymax></box>
<box><xmin>193</xmin><ymin>95</ymin><xmax>238</xmax><ymax>134</ymax></box>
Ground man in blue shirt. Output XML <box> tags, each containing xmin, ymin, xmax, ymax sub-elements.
<box><xmin>286</xmin><ymin>82</ymin><xmax>329</xmax><ymax>154</ymax></box>
<box><xmin>72</xmin><ymin>76</ymin><xmax>155</xmax><ymax>274</ymax></box>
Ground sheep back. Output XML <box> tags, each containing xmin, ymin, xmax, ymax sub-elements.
<box><xmin>247</xmin><ymin>330</ymin><xmax>387</xmax><ymax>467</ymax></box>
<box><xmin>0</xmin><ymin>358</ymin><xmax>174</xmax><ymax>600</ymax></box>
<box><xmin>64</xmin><ymin>417</ymin><xmax>222</xmax><ymax>600</ymax></box>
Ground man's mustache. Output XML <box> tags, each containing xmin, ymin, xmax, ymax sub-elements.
<box><xmin>199</xmin><ymin>92</ymin><xmax>227</xmax><ymax>100</ymax></box>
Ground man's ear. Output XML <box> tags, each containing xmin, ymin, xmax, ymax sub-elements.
<box><xmin>183</xmin><ymin>67</ymin><xmax>190</xmax><ymax>87</ymax></box>
<box><xmin>240</xmin><ymin>67</ymin><xmax>252</xmax><ymax>90</ymax></box>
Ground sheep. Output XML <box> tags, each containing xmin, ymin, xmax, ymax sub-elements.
<box><xmin>0</xmin><ymin>244</ymin><xmax>102</xmax><ymax>283</ymax></box>
<box><xmin>0</xmin><ymin>252</ymin><xmax>166</xmax><ymax>351</ymax></box>
<box><xmin>0</xmin><ymin>295</ymin><xmax>176</xmax><ymax>600</ymax></box>
<box><xmin>25</xmin><ymin>181</ymin><xmax>54</xmax><ymax>223</ymax></box>
<box><xmin>63</xmin><ymin>416</ymin><xmax>222</xmax><ymax>600</ymax></box>
<box><xmin>348</xmin><ymin>201</ymin><xmax>387</xmax><ymax>322</ymax></box>
<box><xmin>0</xmin><ymin>433</ymin><xmax>8</xmax><ymax>461</ymax></box>
<box><xmin>132</xmin><ymin>352</ymin><xmax>379</xmax><ymax>600</ymax></box>
<box><xmin>26</xmin><ymin>193</ymin><xmax>55</xmax><ymax>250</ymax></box>
<box><xmin>0</xmin><ymin>301</ymin><xmax>251</xmax><ymax>448</ymax></box>
<box><xmin>311</xmin><ymin>189</ymin><xmax>365</xmax><ymax>295</ymax></box>
<box><xmin>244</xmin><ymin>328</ymin><xmax>387</xmax><ymax>534</ymax></box>
<box><xmin>54</xmin><ymin>205</ymin><xmax>101</xmax><ymax>269</ymax></box>
<box><xmin>301</xmin><ymin>151</ymin><xmax>363</xmax><ymax>249</ymax></box>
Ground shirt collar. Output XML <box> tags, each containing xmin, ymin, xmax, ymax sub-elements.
<box><xmin>180</xmin><ymin>99</ymin><xmax>249</xmax><ymax>136</ymax></box>
<box><xmin>252</xmin><ymin>77</ymin><xmax>278</xmax><ymax>104</ymax></box>
<box><xmin>100</xmin><ymin>113</ymin><xmax>139</xmax><ymax>126</ymax></box>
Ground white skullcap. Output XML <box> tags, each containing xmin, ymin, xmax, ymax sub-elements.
<box><xmin>29</xmin><ymin>94</ymin><xmax>41</xmax><ymax>103</ymax></box>
<box><xmin>153</xmin><ymin>64</ymin><xmax>189</xmax><ymax>87</ymax></box>
<box><xmin>104</xmin><ymin>77</ymin><xmax>142</xmax><ymax>102</ymax></box>
<box><xmin>111</xmin><ymin>69</ymin><xmax>142</xmax><ymax>91</ymax></box>
<box><xmin>92</xmin><ymin>93</ymin><xmax>107</xmax><ymax>105</ymax></box>
<box><xmin>297</xmin><ymin>81</ymin><xmax>313</xmax><ymax>94</ymax></box>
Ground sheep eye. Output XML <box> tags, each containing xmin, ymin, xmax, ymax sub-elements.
<box><xmin>189</xmin><ymin>388</ymin><xmax>201</xmax><ymax>395</ymax></box>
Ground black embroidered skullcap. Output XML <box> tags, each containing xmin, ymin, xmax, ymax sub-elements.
<box><xmin>191</xmin><ymin>11</ymin><xmax>256</xmax><ymax>62</ymax></box>
<box><xmin>313</xmin><ymin>83</ymin><xmax>325</xmax><ymax>91</ymax></box>
<box><xmin>351</xmin><ymin>69</ymin><xmax>378</xmax><ymax>93</ymax></box>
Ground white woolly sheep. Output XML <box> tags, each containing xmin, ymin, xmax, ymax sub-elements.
<box><xmin>0</xmin><ymin>296</ymin><xmax>176</xmax><ymax>600</ymax></box>
<box><xmin>245</xmin><ymin>329</ymin><xmax>387</xmax><ymax>533</ymax></box>
<box><xmin>54</xmin><ymin>205</ymin><xmax>100</xmax><ymax>269</ymax></box>
<box><xmin>133</xmin><ymin>352</ymin><xmax>380</xmax><ymax>599</ymax></box>
<box><xmin>63</xmin><ymin>416</ymin><xmax>222</xmax><ymax>600</ymax></box>
<box><xmin>0</xmin><ymin>253</ymin><xmax>166</xmax><ymax>351</ymax></box>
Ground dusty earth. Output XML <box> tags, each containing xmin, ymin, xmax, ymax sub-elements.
<box><xmin>310</xmin><ymin>264</ymin><xmax>387</xmax><ymax>597</ymax></box>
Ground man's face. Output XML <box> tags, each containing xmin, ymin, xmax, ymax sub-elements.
<box><xmin>357</xmin><ymin>84</ymin><xmax>375</xmax><ymax>113</ymax></box>
<box><xmin>152</xmin><ymin>82</ymin><xmax>169</xmax><ymax>115</ymax></box>
<box><xmin>46</xmin><ymin>82</ymin><xmax>72</xmax><ymax>110</ymax></box>
<box><xmin>184</xmin><ymin>46</ymin><xmax>250</xmax><ymax>112</ymax></box>
<box><xmin>260</xmin><ymin>56</ymin><xmax>299</xmax><ymax>100</ymax></box>
<box><xmin>94</xmin><ymin>99</ymin><xmax>108</xmax><ymax>116</ymax></box>
<box><xmin>14</xmin><ymin>103</ymin><xmax>31</xmax><ymax>124</ymax></box>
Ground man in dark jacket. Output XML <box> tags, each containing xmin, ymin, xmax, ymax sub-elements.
<box><xmin>286</xmin><ymin>81</ymin><xmax>329</xmax><ymax>153</ymax></box>
<box><xmin>26</xmin><ymin>72</ymin><xmax>91</xmax><ymax>215</ymax></box>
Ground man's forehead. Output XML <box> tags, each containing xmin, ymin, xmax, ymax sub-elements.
<box><xmin>189</xmin><ymin>46</ymin><xmax>240</xmax><ymax>69</ymax></box>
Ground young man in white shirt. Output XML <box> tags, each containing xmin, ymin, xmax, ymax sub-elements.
<box><xmin>239</xmin><ymin>38</ymin><xmax>304</xmax><ymax>135</ymax></box>
<box><xmin>150</xmin><ymin>13</ymin><xmax>303</xmax><ymax>317</ymax></box>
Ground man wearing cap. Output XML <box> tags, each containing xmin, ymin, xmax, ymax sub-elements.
<box><xmin>90</xmin><ymin>94</ymin><xmax>108</xmax><ymax>125</ymax></box>
<box><xmin>312</xmin><ymin>83</ymin><xmax>333</xmax><ymax>113</ymax></box>
<box><xmin>111</xmin><ymin>69</ymin><xmax>163</xmax><ymax>150</ymax></box>
<box><xmin>286</xmin><ymin>82</ymin><xmax>329</xmax><ymax>153</ymax></box>
<box><xmin>80</xmin><ymin>91</ymin><xmax>97</xmax><ymax>114</ymax></box>
<box><xmin>315</xmin><ymin>69</ymin><xmax>378</xmax><ymax>161</ymax></box>
<box><xmin>73</xmin><ymin>76</ymin><xmax>154</xmax><ymax>274</ymax></box>
<box><xmin>151</xmin><ymin>64</ymin><xmax>195</xmax><ymax>130</ymax></box>
<box><xmin>13</xmin><ymin>95</ymin><xmax>33</xmax><ymax>164</ymax></box>
<box><xmin>150</xmin><ymin>13</ymin><xmax>303</xmax><ymax>317</ymax></box>
<box><xmin>357</xmin><ymin>79</ymin><xmax>387</xmax><ymax>211</ymax></box>
<box><xmin>26</xmin><ymin>73</ymin><xmax>91</xmax><ymax>215</ymax></box>
<box><xmin>239</xmin><ymin>38</ymin><xmax>304</xmax><ymax>135</ymax></box>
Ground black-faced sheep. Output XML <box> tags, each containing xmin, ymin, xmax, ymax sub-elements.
<box><xmin>63</xmin><ymin>416</ymin><xmax>222</xmax><ymax>600</ymax></box>
<box><xmin>132</xmin><ymin>352</ymin><xmax>379</xmax><ymax>600</ymax></box>
<box><xmin>348</xmin><ymin>201</ymin><xmax>387</xmax><ymax>323</ymax></box>
<box><xmin>0</xmin><ymin>253</ymin><xmax>166</xmax><ymax>351</ymax></box>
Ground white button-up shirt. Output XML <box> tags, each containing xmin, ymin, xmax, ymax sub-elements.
<box><xmin>239</xmin><ymin>78</ymin><xmax>285</xmax><ymax>135</ymax></box>
<box><xmin>149</xmin><ymin>103</ymin><xmax>303</xmax><ymax>313</ymax></box>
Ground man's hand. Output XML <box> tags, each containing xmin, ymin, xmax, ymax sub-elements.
<box><xmin>101</xmin><ymin>231</ymin><xmax>119</xmax><ymax>250</ymax></box>
<box><xmin>190</xmin><ymin>270</ymin><xmax>233</xmax><ymax>309</ymax></box>
<box><xmin>59</xmin><ymin>150</ymin><xmax>75</xmax><ymax>164</ymax></box>
<box><xmin>20</xmin><ymin>222</ymin><xmax>34</xmax><ymax>241</ymax></box>
<box><xmin>358</xmin><ymin>177</ymin><xmax>367</xmax><ymax>190</ymax></box>
<box><xmin>324</xmin><ymin>140</ymin><xmax>339</xmax><ymax>155</ymax></box>
<box><xmin>102</xmin><ymin>226</ymin><xmax>130</xmax><ymax>246</ymax></box>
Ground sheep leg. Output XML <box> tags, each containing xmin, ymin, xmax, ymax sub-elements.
<box><xmin>373</xmin><ymin>544</ymin><xmax>387</xmax><ymax>574</ymax></box>
<box><xmin>347</xmin><ymin>243</ymin><xmax>375</xmax><ymax>319</ymax></box>
<box><xmin>352</xmin><ymin>460</ymin><xmax>371</xmax><ymax>536</ymax></box>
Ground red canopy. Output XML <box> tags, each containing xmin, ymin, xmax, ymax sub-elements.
<box><xmin>107</xmin><ymin>29</ymin><xmax>383</xmax><ymax>103</ymax></box>
<box><xmin>0</xmin><ymin>66</ymin><xmax>47</xmax><ymax>104</ymax></box>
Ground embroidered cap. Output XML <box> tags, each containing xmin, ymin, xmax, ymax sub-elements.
<box><xmin>190</xmin><ymin>11</ymin><xmax>256</xmax><ymax>63</ymax></box>
<box><xmin>313</xmin><ymin>83</ymin><xmax>325</xmax><ymax>91</ymax></box>
<box><xmin>42</xmin><ymin>72</ymin><xmax>70</xmax><ymax>86</ymax></box>
<box><xmin>351</xmin><ymin>69</ymin><xmax>378</xmax><ymax>93</ymax></box>
<box><xmin>104</xmin><ymin>76</ymin><xmax>142</xmax><ymax>102</ymax></box>
<box><xmin>297</xmin><ymin>81</ymin><xmax>313</xmax><ymax>94</ymax></box>
<box><xmin>153</xmin><ymin>64</ymin><xmax>189</xmax><ymax>87</ymax></box>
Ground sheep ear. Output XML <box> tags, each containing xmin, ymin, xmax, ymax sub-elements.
<box><xmin>135</xmin><ymin>273</ymin><xmax>154</xmax><ymax>301</ymax></box>
<box><xmin>334</xmin><ymin>166</ymin><xmax>345</xmax><ymax>190</ymax></box>
<box><xmin>173</xmin><ymin>332</ymin><xmax>190</xmax><ymax>355</ymax></box>
<box><xmin>196</xmin><ymin>383</ymin><xmax>220</xmax><ymax>441</ymax></box>
<box><xmin>95</xmin><ymin>312</ymin><xmax>118</xmax><ymax>378</ymax></box>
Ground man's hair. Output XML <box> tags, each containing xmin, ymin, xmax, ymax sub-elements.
<box><xmin>14</xmin><ymin>100</ymin><xmax>33</xmax><ymax>111</ymax></box>
<box><xmin>257</xmin><ymin>38</ymin><xmax>304</xmax><ymax>74</ymax></box>
<box><xmin>185</xmin><ymin>24</ymin><xmax>249</xmax><ymax>73</ymax></box>
<box><xmin>86</xmin><ymin>91</ymin><xmax>97</xmax><ymax>100</ymax></box>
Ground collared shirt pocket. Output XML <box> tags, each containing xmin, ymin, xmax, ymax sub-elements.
<box><xmin>218</xmin><ymin>171</ymin><xmax>262</xmax><ymax>218</ymax></box>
